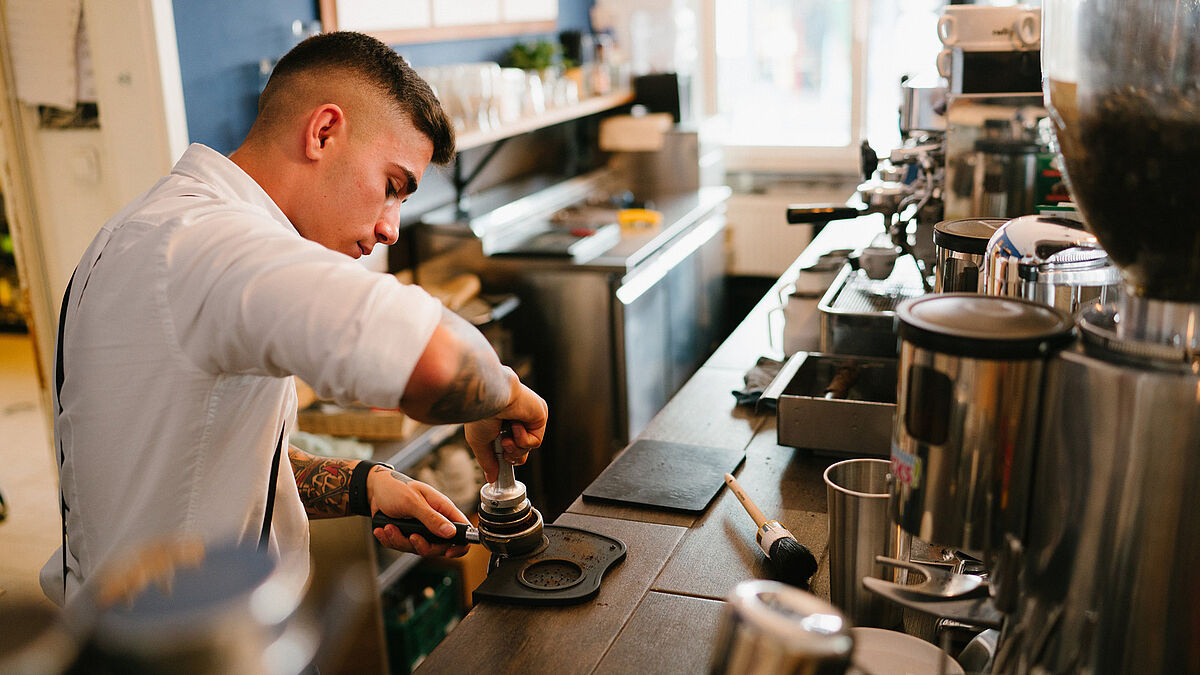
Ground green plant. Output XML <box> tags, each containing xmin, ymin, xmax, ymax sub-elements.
<box><xmin>504</xmin><ymin>40</ymin><xmax>572</xmax><ymax>71</ymax></box>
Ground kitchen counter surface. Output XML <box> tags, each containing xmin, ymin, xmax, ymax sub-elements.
<box><xmin>416</xmin><ymin>216</ymin><xmax>888</xmax><ymax>673</ymax></box>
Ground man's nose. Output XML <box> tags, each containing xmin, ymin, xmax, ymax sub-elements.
<box><xmin>375</xmin><ymin>205</ymin><xmax>401</xmax><ymax>245</ymax></box>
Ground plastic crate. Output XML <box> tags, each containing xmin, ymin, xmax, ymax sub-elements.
<box><xmin>382</xmin><ymin>566</ymin><xmax>462</xmax><ymax>674</ymax></box>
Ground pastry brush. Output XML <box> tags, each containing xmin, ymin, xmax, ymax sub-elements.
<box><xmin>724</xmin><ymin>472</ymin><xmax>818</xmax><ymax>588</ymax></box>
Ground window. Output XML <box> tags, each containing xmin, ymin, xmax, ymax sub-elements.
<box><xmin>703</xmin><ymin>0</ymin><xmax>943</xmax><ymax>173</ymax></box>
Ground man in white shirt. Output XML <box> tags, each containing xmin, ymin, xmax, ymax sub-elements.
<box><xmin>43</xmin><ymin>31</ymin><xmax>548</xmax><ymax>605</ymax></box>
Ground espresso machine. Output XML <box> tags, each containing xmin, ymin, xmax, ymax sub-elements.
<box><xmin>936</xmin><ymin>5</ymin><xmax>1055</xmax><ymax>223</ymax></box>
<box><xmin>883</xmin><ymin>1</ymin><xmax>1200</xmax><ymax>673</ymax></box>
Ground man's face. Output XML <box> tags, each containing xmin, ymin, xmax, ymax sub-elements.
<box><xmin>297</xmin><ymin>109</ymin><xmax>434</xmax><ymax>259</ymax></box>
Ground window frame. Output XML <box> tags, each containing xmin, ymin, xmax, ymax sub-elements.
<box><xmin>698</xmin><ymin>0</ymin><xmax>870</xmax><ymax>175</ymax></box>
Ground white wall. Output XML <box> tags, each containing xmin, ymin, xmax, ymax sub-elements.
<box><xmin>0</xmin><ymin>0</ymin><xmax>188</xmax><ymax>406</ymax></box>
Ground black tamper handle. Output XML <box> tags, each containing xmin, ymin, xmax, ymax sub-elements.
<box><xmin>371</xmin><ymin>513</ymin><xmax>476</xmax><ymax>546</ymax></box>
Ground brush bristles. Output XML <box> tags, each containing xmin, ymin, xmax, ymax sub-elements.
<box><xmin>768</xmin><ymin>537</ymin><xmax>818</xmax><ymax>588</ymax></box>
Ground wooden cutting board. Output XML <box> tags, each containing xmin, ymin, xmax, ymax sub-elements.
<box><xmin>582</xmin><ymin>440</ymin><xmax>746</xmax><ymax>513</ymax></box>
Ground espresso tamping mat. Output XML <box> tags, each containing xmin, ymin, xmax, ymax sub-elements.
<box><xmin>472</xmin><ymin>525</ymin><xmax>626</xmax><ymax>605</ymax></box>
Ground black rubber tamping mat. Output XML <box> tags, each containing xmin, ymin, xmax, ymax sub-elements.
<box><xmin>581</xmin><ymin>439</ymin><xmax>746</xmax><ymax>513</ymax></box>
<box><xmin>473</xmin><ymin>525</ymin><xmax>626</xmax><ymax>605</ymax></box>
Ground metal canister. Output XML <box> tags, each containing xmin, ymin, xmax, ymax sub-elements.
<box><xmin>708</xmin><ymin>580</ymin><xmax>853</xmax><ymax>675</ymax></box>
<box><xmin>933</xmin><ymin>217</ymin><xmax>1008</xmax><ymax>292</ymax></box>
<box><xmin>982</xmin><ymin>215</ymin><xmax>1122</xmax><ymax>313</ymax></box>
<box><xmin>86</xmin><ymin>540</ymin><xmax>314</xmax><ymax>674</ymax></box>
<box><xmin>890</xmin><ymin>294</ymin><xmax>1075</xmax><ymax>553</ymax></box>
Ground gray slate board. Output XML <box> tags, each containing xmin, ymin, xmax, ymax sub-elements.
<box><xmin>582</xmin><ymin>439</ymin><xmax>746</xmax><ymax>513</ymax></box>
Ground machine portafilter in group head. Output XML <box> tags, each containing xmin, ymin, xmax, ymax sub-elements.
<box><xmin>787</xmin><ymin>138</ymin><xmax>945</xmax><ymax>291</ymax></box>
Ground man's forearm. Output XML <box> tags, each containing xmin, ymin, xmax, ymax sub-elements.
<box><xmin>405</xmin><ymin>308</ymin><xmax>516</xmax><ymax>425</ymax></box>
<box><xmin>425</xmin><ymin>339</ymin><xmax>512</xmax><ymax>422</ymax></box>
<box><xmin>288</xmin><ymin>446</ymin><xmax>359</xmax><ymax>519</ymax></box>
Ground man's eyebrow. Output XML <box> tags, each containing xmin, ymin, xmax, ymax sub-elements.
<box><xmin>396</xmin><ymin>165</ymin><xmax>418</xmax><ymax>196</ymax></box>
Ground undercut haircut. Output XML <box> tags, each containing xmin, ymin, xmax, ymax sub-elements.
<box><xmin>260</xmin><ymin>31</ymin><xmax>455</xmax><ymax>164</ymax></box>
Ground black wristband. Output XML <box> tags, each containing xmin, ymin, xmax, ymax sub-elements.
<box><xmin>348</xmin><ymin>461</ymin><xmax>381</xmax><ymax>517</ymax></box>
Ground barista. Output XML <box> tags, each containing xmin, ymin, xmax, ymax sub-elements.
<box><xmin>42</xmin><ymin>31</ymin><xmax>548</xmax><ymax>605</ymax></box>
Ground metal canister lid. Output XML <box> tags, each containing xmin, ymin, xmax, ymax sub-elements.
<box><xmin>897</xmin><ymin>293</ymin><xmax>1077</xmax><ymax>359</ymax></box>
<box><xmin>933</xmin><ymin>218</ymin><xmax>1008</xmax><ymax>255</ymax></box>
<box><xmin>710</xmin><ymin>580</ymin><xmax>853</xmax><ymax>674</ymax></box>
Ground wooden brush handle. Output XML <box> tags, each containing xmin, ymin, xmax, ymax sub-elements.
<box><xmin>724</xmin><ymin>473</ymin><xmax>768</xmax><ymax>528</ymax></box>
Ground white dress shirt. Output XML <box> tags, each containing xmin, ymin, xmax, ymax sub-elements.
<box><xmin>42</xmin><ymin>144</ymin><xmax>442</xmax><ymax>605</ymax></box>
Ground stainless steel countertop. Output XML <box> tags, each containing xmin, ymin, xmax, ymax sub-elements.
<box><xmin>418</xmin><ymin>169</ymin><xmax>732</xmax><ymax>274</ymax></box>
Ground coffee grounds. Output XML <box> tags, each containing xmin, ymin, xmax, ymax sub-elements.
<box><xmin>1058</xmin><ymin>88</ymin><xmax>1200</xmax><ymax>302</ymax></box>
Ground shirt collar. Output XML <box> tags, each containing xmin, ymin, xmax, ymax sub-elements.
<box><xmin>171</xmin><ymin>143</ymin><xmax>298</xmax><ymax>235</ymax></box>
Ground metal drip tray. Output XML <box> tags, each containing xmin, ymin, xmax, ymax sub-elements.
<box><xmin>819</xmin><ymin>260</ymin><xmax>928</xmax><ymax>356</ymax></box>
<box><xmin>473</xmin><ymin>525</ymin><xmax>626</xmax><ymax>605</ymax></box>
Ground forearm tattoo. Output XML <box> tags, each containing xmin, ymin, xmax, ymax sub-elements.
<box><xmin>424</xmin><ymin>314</ymin><xmax>512</xmax><ymax>424</ymax></box>
<box><xmin>288</xmin><ymin>447</ymin><xmax>356</xmax><ymax>518</ymax></box>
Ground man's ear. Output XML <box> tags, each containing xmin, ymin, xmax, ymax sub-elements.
<box><xmin>304</xmin><ymin>104</ymin><xmax>344</xmax><ymax>160</ymax></box>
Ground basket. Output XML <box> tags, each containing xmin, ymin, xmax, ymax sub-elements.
<box><xmin>296</xmin><ymin>406</ymin><xmax>419</xmax><ymax>441</ymax></box>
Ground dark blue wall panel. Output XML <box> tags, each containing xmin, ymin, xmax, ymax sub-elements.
<box><xmin>173</xmin><ymin>1</ymin><xmax>595</xmax><ymax>155</ymax></box>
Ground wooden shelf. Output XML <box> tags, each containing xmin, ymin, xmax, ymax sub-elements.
<box><xmin>456</xmin><ymin>90</ymin><xmax>634</xmax><ymax>151</ymax></box>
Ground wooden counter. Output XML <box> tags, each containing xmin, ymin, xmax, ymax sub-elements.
<box><xmin>416</xmin><ymin>218</ymin><xmax>888</xmax><ymax>673</ymax></box>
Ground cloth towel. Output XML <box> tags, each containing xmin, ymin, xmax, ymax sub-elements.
<box><xmin>731</xmin><ymin>356</ymin><xmax>784</xmax><ymax>410</ymax></box>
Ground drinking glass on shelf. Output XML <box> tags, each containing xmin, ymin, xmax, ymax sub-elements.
<box><xmin>523</xmin><ymin>71</ymin><xmax>546</xmax><ymax>116</ymax></box>
<box><xmin>497</xmin><ymin>68</ymin><xmax>526</xmax><ymax>123</ymax></box>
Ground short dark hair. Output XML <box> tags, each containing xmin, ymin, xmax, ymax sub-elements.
<box><xmin>262</xmin><ymin>31</ymin><xmax>455</xmax><ymax>164</ymax></box>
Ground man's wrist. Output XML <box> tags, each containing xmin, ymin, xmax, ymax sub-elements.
<box><xmin>349</xmin><ymin>461</ymin><xmax>394</xmax><ymax>516</ymax></box>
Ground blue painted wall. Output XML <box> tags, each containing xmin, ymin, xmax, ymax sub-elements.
<box><xmin>172</xmin><ymin>0</ymin><xmax>595</xmax><ymax>155</ymax></box>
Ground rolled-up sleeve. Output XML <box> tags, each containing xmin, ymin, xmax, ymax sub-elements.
<box><xmin>165</xmin><ymin>210</ymin><xmax>441</xmax><ymax>408</ymax></box>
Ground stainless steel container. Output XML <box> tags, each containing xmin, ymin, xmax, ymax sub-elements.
<box><xmin>824</xmin><ymin>458</ymin><xmax>910</xmax><ymax>629</ymax></box>
<box><xmin>708</xmin><ymin>579</ymin><xmax>853</xmax><ymax>675</ymax></box>
<box><xmin>933</xmin><ymin>217</ymin><xmax>1008</xmax><ymax>292</ymax></box>
<box><xmin>982</xmin><ymin>214</ymin><xmax>1121</xmax><ymax>313</ymax></box>
<box><xmin>818</xmin><ymin>256</ymin><xmax>927</xmax><ymax>357</ymax></box>
<box><xmin>890</xmin><ymin>294</ymin><xmax>1075</xmax><ymax>553</ymax></box>
<box><xmin>899</xmin><ymin>78</ymin><xmax>947</xmax><ymax>136</ymax></box>
<box><xmin>763</xmin><ymin>351</ymin><xmax>897</xmax><ymax>457</ymax></box>
<box><xmin>998</xmin><ymin>304</ymin><xmax>1200</xmax><ymax>674</ymax></box>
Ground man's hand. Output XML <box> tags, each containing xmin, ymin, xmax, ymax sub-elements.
<box><xmin>399</xmin><ymin>305</ymin><xmax>549</xmax><ymax>483</ymax></box>
<box><xmin>368</xmin><ymin>465</ymin><xmax>470</xmax><ymax>558</ymax></box>
<box><xmin>463</xmin><ymin>379</ymin><xmax>548</xmax><ymax>483</ymax></box>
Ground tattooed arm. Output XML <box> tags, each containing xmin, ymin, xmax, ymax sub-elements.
<box><xmin>401</xmin><ymin>306</ymin><xmax>523</xmax><ymax>424</ymax></box>
<box><xmin>289</xmin><ymin>445</ymin><xmax>469</xmax><ymax>557</ymax></box>
<box><xmin>288</xmin><ymin>446</ymin><xmax>358</xmax><ymax>519</ymax></box>
<box><xmin>401</xmin><ymin>306</ymin><xmax>549</xmax><ymax>482</ymax></box>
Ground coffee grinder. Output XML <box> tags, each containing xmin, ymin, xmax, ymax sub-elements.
<box><xmin>881</xmin><ymin>3</ymin><xmax>1200</xmax><ymax>671</ymax></box>
<box><xmin>991</xmin><ymin>1</ymin><xmax>1200</xmax><ymax>672</ymax></box>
